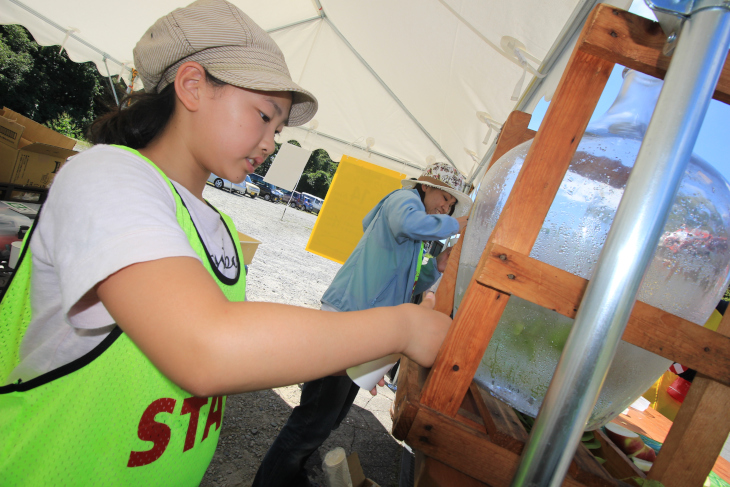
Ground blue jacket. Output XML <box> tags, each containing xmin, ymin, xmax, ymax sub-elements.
<box><xmin>321</xmin><ymin>189</ymin><xmax>460</xmax><ymax>312</ymax></box>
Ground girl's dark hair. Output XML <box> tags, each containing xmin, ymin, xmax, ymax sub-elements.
<box><xmin>88</xmin><ymin>71</ymin><xmax>226</xmax><ymax>149</ymax></box>
<box><xmin>414</xmin><ymin>180</ymin><xmax>456</xmax><ymax>216</ymax></box>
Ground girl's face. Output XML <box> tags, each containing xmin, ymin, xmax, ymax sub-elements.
<box><xmin>422</xmin><ymin>185</ymin><xmax>457</xmax><ymax>215</ymax></box>
<box><xmin>195</xmin><ymin>84</ymin><xmax>292</xmax><ymax>184</ymax></box>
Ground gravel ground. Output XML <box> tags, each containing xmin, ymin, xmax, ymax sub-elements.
<box><xmin>198</xmin><ymin>186</ymin><xmax>405</xmax><ymax>487</ymax></box>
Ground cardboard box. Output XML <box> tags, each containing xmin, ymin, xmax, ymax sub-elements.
<box><xmin>0</xmin><ymin>107</ymin><xmax>77</xmax><ymax>189</ymax></box>
<box><xmin>237</xmin><ymin>231</ymin><xmax>262</xmax><ymax>266</ymax></box>
<box><xmin>347</xmin><ymin>452</ymin><xmax>381</xmax><ymax>487</ymax></box>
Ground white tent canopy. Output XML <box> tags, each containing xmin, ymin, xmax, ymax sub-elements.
<box><xmin>0</xmin><ymin>0</ymin><xmax>630</xmax><ymax>181</ymax></box>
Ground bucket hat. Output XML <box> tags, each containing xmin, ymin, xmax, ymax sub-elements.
<box><xmin>133</xmin><ymin>0</ymin><xmax>317</xmax><ymax>127</ymax></box>
<box><xmin>402</xmin><ymin>162</ymin><xmax>472</xmax><ymax>218</ymax></box>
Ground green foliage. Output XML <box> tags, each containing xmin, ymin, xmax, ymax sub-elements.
<box><xmin>301</xmin><ymin>170</ymin><xmax>331</xmax><ymax>195</ymax></box>
<box><xmin>0</xmin><ymin>24</ymin><xmax>123</xmax><ymax>141</ymax></box>
<box><xmin>0</xmin><ymin>26</ymin><xmax>33</xmax><ymax>86</ymax></box>
<box><xmin>45</xmin><ymin>112</ymin><xmax>85</xmax><ymax>139</ymax></box>
<box><xmin>630</xmin><ymin>478</ymin><xmax>665</xmax><ymax>487</ymax></box>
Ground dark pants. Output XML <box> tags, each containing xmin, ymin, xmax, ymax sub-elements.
<box><xmin>252</xmin><ymin>375</ymin><xmax>361</xmax><ymax>487</ymax></box>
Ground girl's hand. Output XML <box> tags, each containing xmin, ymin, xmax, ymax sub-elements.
<box><xmin>399</xmin><ymin>293</ymin><xmax>451</xmax><ymax>368</ymax></box>
<box><xmin>456</xmin><ymin>215</ymin><xmax>469</xmax><ymax>234</ymax></box>
<box><xmin>435</xmin><ymin>247</ymin><xmax>452</xmax><ymax>272</ymax></box>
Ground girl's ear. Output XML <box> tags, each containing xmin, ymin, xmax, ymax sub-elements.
<box><xmin>174</xmin><ymin>61</ymin><xmax>206</xmax><ymax>112</ymax></box>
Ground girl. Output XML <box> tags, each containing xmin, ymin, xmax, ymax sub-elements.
<box><xmin>0</xmin><ymin>1</ymin><xmax>451</xmax><ymax>485</ymax></box>
<box><xmin>255</xmin><ymin>162</ymin><xmax>471</xmax><ymax>487</ymax></box>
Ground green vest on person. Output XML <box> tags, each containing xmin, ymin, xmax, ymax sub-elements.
<box><xmin>0</xmin><ymin>147</ymin><xmax>246</xmax><ymax>485</ymax></box>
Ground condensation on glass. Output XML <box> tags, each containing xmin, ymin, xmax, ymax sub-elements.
<box><xmin>454</xmin><ymin>69</ymin><xmax>730</xmax><ymax>430</ymax></box>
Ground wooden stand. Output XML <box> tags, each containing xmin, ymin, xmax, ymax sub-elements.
<box><xmin>392</xmin><ymin>4</ymin><xmax>730</xmax><ymax>486</ymax></box>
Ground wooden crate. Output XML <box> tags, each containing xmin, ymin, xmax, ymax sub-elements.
<box><xmin>392</xmin><ymin>4</ymin><xmax>730</xmax><ymax>486</ymax></box>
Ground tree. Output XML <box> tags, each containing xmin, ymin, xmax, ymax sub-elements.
<box><xmin>0</xmin><ymin>24</ymin><xmax>124</xmax><ymax>140</ymax></box>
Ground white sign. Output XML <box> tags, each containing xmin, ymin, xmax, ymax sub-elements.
<box><xmin>264</xmin><ymin>143</ymin><xmax>312</xmax><ymax>191</ymax></box>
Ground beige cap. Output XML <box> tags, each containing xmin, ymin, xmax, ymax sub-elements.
<box><xmin>133</xmin><ymin>0</ymin><xmax>318</xmax><ymax>126</ymax></box>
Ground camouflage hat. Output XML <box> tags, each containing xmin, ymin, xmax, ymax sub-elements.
<box><xmin>402</xmin><ymin>162</ymin><xmax>472</xmax><ymax>218</ymax></box>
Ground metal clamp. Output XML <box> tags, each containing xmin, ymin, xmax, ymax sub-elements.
<box><xmin>646</xmin><ymin>0</ymin><xmax>730</xmax><ymax>54</ymax></box>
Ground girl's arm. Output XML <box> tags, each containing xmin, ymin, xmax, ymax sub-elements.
<box><xmin>96</xmin><ymin>256</ymin><xmax>450</xmax><ymax>397</ymax></box>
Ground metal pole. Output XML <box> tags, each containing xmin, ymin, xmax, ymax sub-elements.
<box><xmin>281</xmin><ymin>172</ymin><xmax>305</xmax><ymax>221</ymax></box>
<box><xmin>511</xmin><ymin>7</ymin><xmax>730</xmax><ymax>487</ymax></box>
<box><xmin>8</xmin><ymin>0</ymin><xmax>131</xmax><ymax>74</ymax></box>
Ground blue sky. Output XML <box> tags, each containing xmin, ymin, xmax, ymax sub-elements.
<box><xmin>527</xmin><ymin>1</ymin><xmax>730</xmax><ymax>183</ymax></box>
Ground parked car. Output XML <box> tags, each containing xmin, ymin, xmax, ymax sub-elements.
<box><xmin>249</xmin><ymin>177</ymin><xmax>283</xmax><ymax>202</ymax></box>
<box><xmin>285</xmin><ymin>191</ymin><xmax>313</xmax><ymax>212</ymax></box>
<box><xmin>301</xmin><ymin>192</ymin><xmax>323</xmax><ymax>214</ymax></box>
<box><xmin>207</xmin><ymin>174</ymin><xmax>260</xmax><ymax>198</ymax></box>
<box><xmin>248</xmin><ymin>173</ymin><xmax>264</xmax><ymax>184</ymax></box>
<box><xmin>242</xmin><ymin>175</ymin><xmax>260</xmax><ymax>198</ymax></box>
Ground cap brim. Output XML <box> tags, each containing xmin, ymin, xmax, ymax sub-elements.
<box><xmin>402</xmin><ymin>179</ymin><xmax>473</xmax><ymax>218</ymax></box>
<box><xmin>211</xmin><ymin>69</ymin><xmax>318</xmax><ymax>127</ymax></box>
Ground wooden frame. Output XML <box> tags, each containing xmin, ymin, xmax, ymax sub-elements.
<box><xmin>393</xmin><ymin>4</ymin><xmax>730</xmax><ymax>487</ymax></box>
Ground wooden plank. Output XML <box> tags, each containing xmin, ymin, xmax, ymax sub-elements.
<box><xmin>624</xmin><ymin>303</ymin><xmax>730</xmax><ymax>386</ymax></box>
<box><xmin>613</xmin><ymin>406</ymin><xmax>730</xmax><ymax>484</ymax></box>
<box><xmin>406</xmin><ymin>407</ymin><xmax>585</xmax><ymax>487</ymax></box>
<box><xmin>593</xmin><ymin>428</ymin><xmax>645</xmax><ymax>485</ymax></box>
<box><xmin>488</xmin><ymin>111</ymin><xmax>536</xmax><ymax>171</ymax></box>
<box><xmin>420</xmin><ymin>272</ymin><xmax>509</xmax><ymax>416</ymax></box>
<box><xmin>647</xmin><ymin>376</ymin><xmax>730</xmax><ymax>486</ymax></box>
<box><xmin>420</xmin><ymin>40</ymin><xmax>613</xmax><ymax>417</ymax></box>
<box><xmin>648</xmin><ymin>313</ymin><xmax>730</xmax><ymax>487</ymax></box>
<box><xmin>477</xmin><ymin>243</ymin><xmax>730</xmax><ymax>386</ymax></box>
<box><xmin>414</xmin><ymin>451</ymin><xmax>487</xmax><ymax>487</ymax></box>
<box><xmin>611</xmin><ymin>407</ymin><xmax>675</xmax><ymax>444</ymax></box>
<box><xmin>570</xmin><ymin>442</ymin><xmax>626</xmax><ymax>487</ymax></box>
<box><xmin>716</xmin><ymin>458</ymin><xmax>730</xmax><ymax>485</ymax></box>
<box><xmin>489</xmin><ymin>49</ymin><xmax>613</xmax><ymax>254</ymax></box>
<box><xmin>434</xmin><ymin>234</ymin><xmax>463</xmax><ymax>316</ymax></box>
<box><xmin>430</xmin><ymin>118</ymin><xmax>535</xmax><ymax>319</ymax></box>
<box><xmin>460</xmin><ymin>384</ymin><xmax>481</xmax><ymax>417</ymax></box>
<box><xmin>577</xmin><ymin>4</ymin><xmax>730</xmax><ymax>104</ymax></box>
<box><xmin>392</xmin><ymin>357</ymin><xmax>490</xmax><ymax>439</ymax></box>
<box><xmin>392</xmin><ymin>356</ymin><xmax>422</xmax><ymax>441</ymax></box>
<box><xmin>471</xmin><ymin>379</ymin><xmax>617</xmax><ymax>486</ymax></box>
<box><xmin>470</xmin><ymin>382</ymin><xmax>528</xmax><ymax>454</ymax></box>
<box><xmin>478</xmin><ymin>243</ymin><xmax>586</xmax><ymax>318</ymax></box>
<box><xmin>456</xmin><ymin>408</ymin><xmax>488</xmax><ymax>436</ymax></box>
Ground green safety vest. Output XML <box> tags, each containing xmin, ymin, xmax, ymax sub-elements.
<box><xmin>0</xmin><ymin>146</ymin><xmax>246</xmax><ymax>485</ymax></box>
<box><xmin>412</xmin><ymin>241</ymin><xmax>425</xmax><ymax>296</ymax></box>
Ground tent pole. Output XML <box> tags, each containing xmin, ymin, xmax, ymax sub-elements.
<box><xmin>286</xmin><ymin>126</ymin><xmax>424</xmax><ymax>172</ymax></box>
<box><xmin>313</xmin><ymin>9</ymin><xmax>456</xmax><ymax>169</ymax></box>
<box><xmin>266</xmin><ymin>16</ymin><xmax>321</xmax><ymax>34</ymax></box>
<box><xmin>103</xmin><ymin>57</ymin><xmax>120</xmax><ymax>107</ymax></box>
<box><xmin>7</xmin><ymin>0</ymin><xmax>132</xmax><ymax>77</ymax></box>
<box><xmin>514</xmin><ymin>0</ymin><xmax>604</xmax><ymax>113</ymax></box>
<box><xmin>466</xmin><ymin>0</ymin><xmax>606</xmax><ymax>187</ymax></box>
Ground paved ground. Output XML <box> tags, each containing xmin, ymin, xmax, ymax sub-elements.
<box><xmin>201</xmin><ymin>383</ymin><xmax>403</xmax><ymax>487</ymax></box>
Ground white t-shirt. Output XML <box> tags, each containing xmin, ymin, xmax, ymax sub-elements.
<box><xmin>7</xmin><ymin>145</ymin><xmax>240</xmax><ymax>385</ymax></box>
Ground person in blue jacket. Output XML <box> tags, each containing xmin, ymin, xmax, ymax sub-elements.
<box><xmin>253</xmin><ymin>162</ymin><xmax>471</xmax><ymax>487</ymax></box>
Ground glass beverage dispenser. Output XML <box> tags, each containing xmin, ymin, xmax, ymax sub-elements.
<box><xmin>454</xmin><ymin>69</ymin><xmax>730</xmax><ymax>430</ymax></box>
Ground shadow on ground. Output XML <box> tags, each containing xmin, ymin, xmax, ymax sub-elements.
<box><xmin>200</xmin><ymin>384</ymin><xmax>404</xmax><ymax>487</ymax></box>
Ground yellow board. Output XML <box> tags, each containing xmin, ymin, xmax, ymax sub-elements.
<box><xmin>306</xmin><ymin>155</ymin><xmax>406</xmax><ymax>264</ymax></box>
